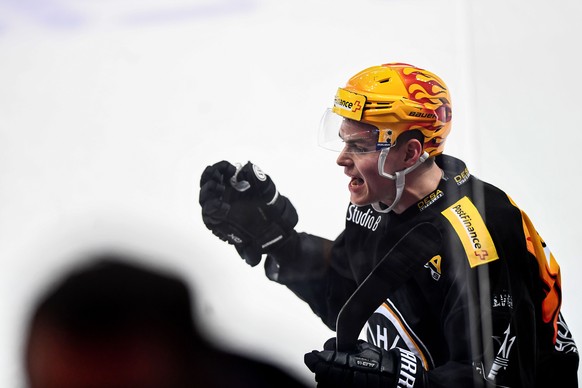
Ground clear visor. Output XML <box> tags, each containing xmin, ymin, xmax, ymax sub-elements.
<box><xmin>318</xmin><ymin>108</ymin><xmax>387</xmax><ymax>154</ymax></box>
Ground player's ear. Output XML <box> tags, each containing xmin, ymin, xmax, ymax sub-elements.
<box><xmin>402</xmin><ymin>138</ymin><xmax>424</xmax><ymax>166</ymax></box>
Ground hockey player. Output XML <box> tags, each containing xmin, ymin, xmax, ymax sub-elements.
<box><xmin>199</xmin><ymin>63</ymin><xmax>579</xmax><ymax>387</ymax></box>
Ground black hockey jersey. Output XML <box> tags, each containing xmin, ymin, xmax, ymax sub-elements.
<box><xmin>267</xmin><ymin>155</ymin><xmax>578</xmax><ymax>387</ymax></box>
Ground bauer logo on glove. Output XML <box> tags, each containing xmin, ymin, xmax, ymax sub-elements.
<box><xmin>227</xmin><ymin>233</ymin><xmax>243</xmax><ymax>244</ymax></box>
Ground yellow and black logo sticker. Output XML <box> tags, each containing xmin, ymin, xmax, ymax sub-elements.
<box><xmin>417</xmin><ymin>189</ymin><xmax>444</xmax><ymax>212</ymax></box>
<box><xmin>333</xmin><ymin>88</ymin><xmax>366</xmax><ymax>121</ymax></box>
<box><xmin>424</xmin><ymin>255</ymin><xmax>442</xmax><ymax>281</ymax></box>
<box><xmin>441</xmin><ymin>196</ymin><xmax>499</xmax><ymax>268</ymax></box>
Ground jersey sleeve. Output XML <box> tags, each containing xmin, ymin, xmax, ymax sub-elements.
<box><xmin>512</xmin><ymin>206</ymin><xmax>579</xmax><ymax>386</ymax></box>
<box><xmin>264</xmin><ymin>230</ymin><xmax>358</xmax><ymax>330</ymax></box>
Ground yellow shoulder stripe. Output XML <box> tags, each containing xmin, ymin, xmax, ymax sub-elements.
<box><xmin>441</xmin><ymin>196</ymin><xmax>499</xmax><ymax>268</ymax></box>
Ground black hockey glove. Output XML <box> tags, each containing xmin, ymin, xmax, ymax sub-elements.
<box><xmin>304</xmin><ymin>338</ymin><xmax>425</xmax><ymax>388</ymax></box>
<box><xmin>199</xmin><ymin>161</ymin><xmax>298</xmax><ymax>267</ymax></box>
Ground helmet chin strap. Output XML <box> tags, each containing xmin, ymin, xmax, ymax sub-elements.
<box><xmin>371</xmin><ymin>148</ymin><xmax>429</xmax><ymax>214</ymax></box>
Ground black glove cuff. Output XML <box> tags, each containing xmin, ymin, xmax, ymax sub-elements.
<box><xmin>389</xmin><ymin>348</ymin><xmax>426</xmax><ymax>388</ymax></box>
<box><xmin>265</xmin><ymin>232</ymin><xmax>331</xmax><ymax>283</ymax></box>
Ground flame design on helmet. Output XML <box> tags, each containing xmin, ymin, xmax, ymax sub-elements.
<box><xmin>342</xmin><ymin>63</ymin><xmax>452</xmax><ymax>156</ymax></box>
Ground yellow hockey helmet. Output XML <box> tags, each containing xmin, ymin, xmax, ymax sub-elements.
<box><xmin>321</xmin><ymin>63</ymin><xmax>452</xmax><ymax>156</ymax></box>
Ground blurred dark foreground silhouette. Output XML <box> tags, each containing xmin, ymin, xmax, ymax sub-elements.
<box><xmin>24</xmin><ymin>254</ymin><xmax>309</xmax><ymax>388</ymax></box>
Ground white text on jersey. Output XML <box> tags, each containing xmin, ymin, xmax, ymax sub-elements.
<box><xmin>347</xmin><ymin>205</ymin><xmax>382</xmax><ymax>231</ymax></box>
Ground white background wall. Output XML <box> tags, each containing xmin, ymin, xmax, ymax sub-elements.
<box><xmin>1</xmin><ymin>0</ymin><xmax>581</xmax><ymax>386</ymax></box>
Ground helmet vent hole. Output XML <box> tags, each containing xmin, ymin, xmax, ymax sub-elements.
<box><xmin>377</xmin><ymin>77</ymin><xmax>391</xmax><ymax>83</ymax></box>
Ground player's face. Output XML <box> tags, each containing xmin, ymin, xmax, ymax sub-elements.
<box><xmin>336</xmin><ymin>120</ymin><xmax>400</xmax><ymax>207</ymax></box>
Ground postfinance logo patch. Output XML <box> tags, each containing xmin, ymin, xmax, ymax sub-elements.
<box><xmin>333</xmin><ymin>88</ymin><xmax>366</xmax><ymax>121</ymax></box>
<box><xmin>442</xmin><ymin>196</ymin><xmax>499</xmax><ymax>268</ymax></box>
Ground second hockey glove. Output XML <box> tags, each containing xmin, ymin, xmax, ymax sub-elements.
<box><xmin>199</xmin><ymin>161</ymin><xmax>298</xmax><ymax>267</ymax></box>
<box><xmin>304</xmin><ymin>338</ymin><xmax>425</xmax><ymax>388</ymax></box>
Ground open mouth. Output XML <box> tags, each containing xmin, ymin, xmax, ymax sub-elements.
<box><xmin>350</xmin><ymin>177</ymin><xmax>364</xmax><ymax>187</ymax></box>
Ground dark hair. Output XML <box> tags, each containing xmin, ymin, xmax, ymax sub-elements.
<box><xmin>28</xmin><ymin>254</ymin><xmax>201</xmax><ymax>353</ymax></box>
<box><xmin>25</xmin><ymin>253</ymin><xmax>309</xmax><ymax>387</ymax></box>
<box><xmin>394</xmin><ymin>129</ymin><xmax>424</xmax><ymax>149</ymax></box>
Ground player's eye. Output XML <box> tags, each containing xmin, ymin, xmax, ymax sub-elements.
<box><xmin>343</xmin><ymin>140</ymin><xmax>375</xmax><ymax>154</ymax></box>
